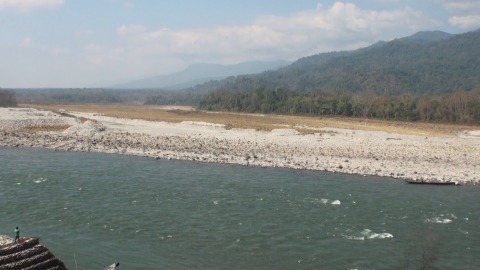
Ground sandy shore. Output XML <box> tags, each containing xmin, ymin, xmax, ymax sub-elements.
<box><xmin>1</xmin><ymin>107</ymin><xmax>479</xmax><ymax>184</ymax></box>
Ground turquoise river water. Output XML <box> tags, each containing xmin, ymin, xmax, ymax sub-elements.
<box><xmin>0</xmin><ymin>148</ymin><xmax>479</xmax><ymax>269</ymax></box>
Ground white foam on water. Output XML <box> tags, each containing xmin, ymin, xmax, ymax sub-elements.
<box><xmin>331</xmin><ymin>200</ymin><xmax>341</xmax><ymax>205</ymax></box>
<box><xmin>213</xmin><ymin>200</ymin><xmax>219</xmax><ymax>205</ymax></box>
<box><xmin>343</xmin><ymin>234</ymin><xmax>365</xmax><ymax>241</ymax></box>
<box><xmin>306</xmin><ymin>197</ymin><xmax>326</xmax><ymax>205</ymax></box>
<box><xmin>17</xmin><ymin>182</ymin><xmax>21</xmax><ymax>185</ymax></box>
<box><xmin>344</xmin><ymin>229</ymin><xmax>393</xmax><ymax>240</ymax></box>
<box><xmin>367</xmin><ymin>233</ymin><xmax>394</xmax><ymax>239</ymax></box>
<box><xmin>425</xmin><ymin>217</ymin><xmax>453</xmax><ymax>224</ymax></box>
<box><xmin>426</xmin><ymin>213</ymin><xmax>457</xmax><ymax>224</ymax></box>
<box><xmin>321</xmin><ymin>199</ymin><xmax>329</xmax><ymax>204</ymax></box>
<box><xmin>361</xmin><ymin>229</ymin><xmax>371</xmax><ymax>235</ymax></box>
<box><xmin>33</xmin><ymin>177</ymin><xmax>47</xmax><ymax>183</ymax></box>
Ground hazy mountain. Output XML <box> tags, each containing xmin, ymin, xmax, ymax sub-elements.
<box><xmin>204</xmin><ymin>29</ymin><xmax>480</xmax><ymax>95</ymax></box>
<box><xmin>397</xmin><ymin>30</ymin><xmax>453</xmax><ymax>44</ymax></box>
<box><xmin>112</xmin><ymin>60</ymin><xmax>290</xmax><ymax>90</ymax></box>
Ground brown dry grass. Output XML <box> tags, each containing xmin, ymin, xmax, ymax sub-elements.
<box><xmin>23</xmin><ymin>104</ymin><xmax>478</xmax><ymax>136</ymax></box>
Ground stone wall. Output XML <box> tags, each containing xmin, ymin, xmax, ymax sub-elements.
<box><xmin>0</xmin><ymin>237</ymin><xmax>67</xmax><ymax>270</ymax></box>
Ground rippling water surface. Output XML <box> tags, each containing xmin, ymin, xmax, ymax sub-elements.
<box><xmin>0</xmin><ymin>148</ymin><xmax>478</xmax><ymax>269</ymax></box>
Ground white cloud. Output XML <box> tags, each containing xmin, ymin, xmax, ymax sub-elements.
<box><xmin>449</xmin><ymin>15</ymin><xmax>480</xmax><ymax>29</ymax></box>
<box><xmin>17</xmin><ymin>1</ymin><xmax>435</xmax><ymax>87</ymax></box>
<box><xmin>51</xmin><ymin>47</ymin><xmax>69</xmax><ymax>56</ymax></box>
<box><xmin>438</xmin><ymin>0</ymin><xmax>480</xmax><ymax>14</ymax></box>
<box><xmin>0</xmin><ymin>0</ymin><xmax>64</xmax><ymax>12</ymax></box>
<box><xmin>0</xmin><ymin>1</ymin><xmax>456</xmax><ymax>88</ymax></box>
<box><xmin>107</xmin><ymin>0</ymin><xmax>135</xmax><ymax>9</ymax></box>
<box><xmin>375</xmin><ymin>0</ymin><xmax>403</xmax><ymax>2</ymax></box>
<box><xmin>123</xmin><ymin>1</ymin><xmax>135</xmax><ymax>8</ymax></box>
<box><xmin>83</xmin><ymin>44</ymin><xmax>125</xmax><ymax>66</ymax></box>
<box><xmin>20</xmin><ymin>37</ymin><xmax>32</xmax><ymax>47</ymax></box>
<box><xmin>437</xmin><ymin>0</ymin><xmax>480</xmax><ymax>29</ymax></box>
<box><xmin>117</xmin><ymin>24</ymin><xmax>146</xmax><ymax>35</ymax></box>
<box><xmin>118</xmin><ymin>1</ymin><xmax>439</xmax><ymax>65</ymax></box>
<box><xmin>74</xmin><ymin>30</ymin><xmax>94</xmax><ymax>39</ymax></box>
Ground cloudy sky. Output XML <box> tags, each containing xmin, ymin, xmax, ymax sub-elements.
<box><xmin>1</xmin><ymin>0</ymin><xmax>479</xmax><ymax>88</ymax></box>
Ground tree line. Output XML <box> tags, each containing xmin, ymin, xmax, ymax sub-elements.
<box><xmin>11</xmin><ymin>88</ymin><xmax>204</xmax><ymax>106</ymax></box>
<box><xmin>6</xmin><ymin>87</ymin><xmax>480</xmax><ymax>123</ymax></box>
<box><xmin>199</xmin><ymin>89</ymin><xmax>480</xmax><ymax>123</ymax></box>
<box><xmin>0</xmin><ymin>90</ymin><xmax>17</xmax><ymax>107</ymax></box>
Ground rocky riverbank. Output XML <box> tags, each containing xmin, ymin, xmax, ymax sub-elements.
<box><xmin>0</xmin><ymin>236</ymin><xmax>12</xmax><ymax>246</ymax></box>
<box><xmin>1</xmin><ymin>108</ymin><xmax>479</xmax><ymax>184</ymax></box>
<box><xmin>0</xmin><ymin>236</ymin><xmax>67</xmax><ymax>269</ymax></box>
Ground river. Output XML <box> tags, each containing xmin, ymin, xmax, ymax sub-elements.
<box><xmin>0</xmin><ymin>148</ymin><xmax>478</xmax><ymax>269</ymax></box>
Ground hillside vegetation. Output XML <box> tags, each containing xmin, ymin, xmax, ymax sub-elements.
<box><xmin>198</xmin><ymin>29</ymin><xmax>480</xmax><ymax>123</ymax></box>
<box><xmin>203</xmin><ymin>29</ymin><xmax>480</xmax><ymax>95</ymax></box>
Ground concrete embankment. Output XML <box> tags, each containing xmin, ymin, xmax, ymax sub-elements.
<box><xmin>0</xmin><ymin>236</ymin><xmax>67</xmax><ymax>270</ymax></box>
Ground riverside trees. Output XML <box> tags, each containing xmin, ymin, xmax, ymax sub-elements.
<box><xmin>0</xmin><ymin>90</ymin><xmax>17</xmax><ymax>107</ymax></box>
<box><xmin>199</xmin><ymin>89</ymin><xmax>480</xmax><ymax>123</ymax></box>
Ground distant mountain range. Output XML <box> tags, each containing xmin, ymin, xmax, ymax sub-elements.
<box><xmin>111</xmin><ymin>60</ymin><xmax>290</xmax><ymax>90</ymax></box>
<box><xmin>112</xmin><ymin>28</ymin><xmax>479</xmax><ymax>96</ymax></box>
<box><xmin>201</xmin><ymin>29</ymin><xmax>480</xmax><ymax>95</ymax></box>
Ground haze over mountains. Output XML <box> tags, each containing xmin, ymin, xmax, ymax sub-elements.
<box><xmin>194</xmin><ymin>28</ymin><xmax>480</xmax><ymax>96</ymax></box>
<box><xmin>112</xmin><ymin>60</ymin><xmax>290</xmax><ymax>90</ymax></box>
<box><xmin>8</xmin><ymin>28</ymin><xmax>480</xmax><ymax>110</ymax></box>
<box><xmin>107</xmin><ymin>28</ymin><xmax>480</xmax><ymax>96</ymax></box>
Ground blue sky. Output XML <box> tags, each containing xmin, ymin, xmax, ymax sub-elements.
<box><xmin>1</xmin><ymin>0</ymin><xmax>479</xmax><ymax>88</ymax></box>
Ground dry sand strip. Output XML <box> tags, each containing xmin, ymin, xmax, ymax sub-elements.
<box><xmin>1</xmin><ymin>107</ymin><xmax>479</xmax><ymax>184</ymax></box>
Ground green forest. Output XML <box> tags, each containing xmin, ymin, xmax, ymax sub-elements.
<box><xmin>0</xmin><ymin>90</ymin><xmax>17</xmax><ymax>107</ymax></box>
<box><xmin>199</xmin><ymin>89</ymin><xmax>480</xmax><ymax>123</ymax></box>
<box><xmin>197</xmin><ymin>30</ymin><xmax>480</xmax><ymax>123</ymax></box>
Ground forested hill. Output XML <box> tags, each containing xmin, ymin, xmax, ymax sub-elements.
<box><xmin>207</xmin><ymin>29</ymin><xmax>480</xmax><ymax>95</ymax></box>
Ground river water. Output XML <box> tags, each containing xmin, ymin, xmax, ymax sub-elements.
<box><xmin>0</xmin><ymin>148</ymin><xmax>478</xmax><ymax>269</ymax></box>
